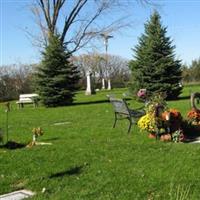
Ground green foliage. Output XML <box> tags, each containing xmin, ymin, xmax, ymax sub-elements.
<box><xmin>0</xmin><ymin>128</ymin><xmax>3</xmax><ymax>143</ymax></box>
<box><xmin>129</xmin><ymin>11</ymin><xmax>182</xmax><ymax>100</ymax></box>
<box><xmin>182</xmin><ymin>58</ymin><xmax>200</xmax><ymax>83</ymax></box>
<box><xmin>36</xmin><ymin>34</ymin><xmax>79</xmax><ymax>107</ymax></box>
<box><xmin>0</xmin><ymin>64</ymin><xmax>34</xmax><ymax>102</ymax></box>
<box><xmin>145</xmin><ymin>92</ymin><xmax>167</xmax><ymax>114</ymax></box>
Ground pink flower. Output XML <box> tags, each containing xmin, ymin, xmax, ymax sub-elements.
<box><xmin>137</xmin><ymin>89</ymin><xmax>147</xmax><ymax>98</ymax></box>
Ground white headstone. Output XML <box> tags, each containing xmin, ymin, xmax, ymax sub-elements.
<box><xmin>107</xmin><ymin>79</ymin><xmax>111</xmax><ymax>90</ymax></box>
<box><xmin>101</xmin><ymin>78</ymin><xmax>105</xmax><ymax>90</ymax></box>
<box><xmin>85</xmin><ymin>71</ymin><xmax>92</xmax><ymax>95</ymax></box>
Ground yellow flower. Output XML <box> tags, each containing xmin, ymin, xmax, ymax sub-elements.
<box><xmin>138</xmin><ymin>113</ymin><xmax>156</xmax><ymax>132</ymax></box>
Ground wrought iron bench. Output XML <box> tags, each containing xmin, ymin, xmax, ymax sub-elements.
<box><xmin>107</xmin><ymin>95</ymin><xmax>145</xmax><ymax>133</ymax></box>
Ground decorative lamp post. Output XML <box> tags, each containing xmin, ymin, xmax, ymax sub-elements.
<box><xmin>100</xmin><ymin>33</ymin><xmax>113</xmax><ymax>90</ymax></box>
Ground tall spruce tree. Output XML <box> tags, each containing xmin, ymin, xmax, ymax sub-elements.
<box><xmin>36</xmin><ymin>34</ymin><xmax>79</xmax><ymax>107</ymax></box>
<box><xmin>129</xmin><ymin>11</ymin><xmax>182</xmax><ymax>100</ymax></box>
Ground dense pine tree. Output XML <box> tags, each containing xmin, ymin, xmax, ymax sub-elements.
<box><xmin>36</xmin><ymin>34</ymin><xmax>79</xmax><ymax>107</ymax></box>
<box><xmin>129</xmin><ymin>11</ymin><xmax>182</xmax><ymax>100</ymax></box>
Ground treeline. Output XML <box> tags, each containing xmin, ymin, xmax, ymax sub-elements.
<box><xmin>0</xmin><ymin>64</ymin><xmax>35</xmax><ymax>102</ymax></box>
<box><xmin>73</xmin><ymin>53</ymin><xmax>130</xmax><ymax>90</ymax></box>
<box><xmin>182</xmin><ymin>58</ymin><xmax>200</xmax><ymax>83</ymax></box>
<box><xmin>0</xmin><ymin>54</ymin><xmax>130</xmax><ymax>102</ymax></box>
<box><xmin>0</xmin><ymin>56</ymin><xmax>199</xmax><ymax>102</ymax></box>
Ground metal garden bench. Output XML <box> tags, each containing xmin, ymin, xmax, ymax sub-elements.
<box><xmin>107</xmin><ymin>95</ymin><xmax>145</xmax><ymax>133</ymax></box>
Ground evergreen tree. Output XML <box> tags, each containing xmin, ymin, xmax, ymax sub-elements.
<box><xmin>36</xmin><ymin>34</ymin><xmax>79</xmax><ymax>107</ymax></box>
<box><xmin>129</xmin><ymin>11</ymin><xmax>182</xmax><ymax>100</ymax></box>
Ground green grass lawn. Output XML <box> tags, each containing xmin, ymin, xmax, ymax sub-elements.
<box><xmin>0</xmin><ymin>85</ymin><xmax>200</xmax><ymax>199</ymax></box>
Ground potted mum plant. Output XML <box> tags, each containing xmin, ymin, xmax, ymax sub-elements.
<box><xmin>187</xmin><ymin>109</ymin><xmax>200</xmax><ymax>126</ymax></box>
<box><xmin>138</xmin><ymin>93</ymin><xmax>168</xmax><ymax>139</ymax></box>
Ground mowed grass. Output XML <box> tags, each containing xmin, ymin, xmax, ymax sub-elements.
<box><xmin>0</xmin><ymin>85</ymin><xmax>200</xmax><ymax>200</ymax></box>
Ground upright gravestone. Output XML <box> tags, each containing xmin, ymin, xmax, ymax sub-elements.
<box><xmin>107</xmin><ymin>79</ymin><xmax>111</xmax><ymax>90</ymax></box>
<box><xmin>85</xmin><ymin>71</ymin><xmax>95</xmax><ymax>95</ymax></box>
<box><xmin>102</xmin><ymin>78</ymin><xmax>105</xmax><ymax>90</ymax></box>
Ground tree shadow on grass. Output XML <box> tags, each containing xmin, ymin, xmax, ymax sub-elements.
<box><xmin>72</xmin><ymin>97</ymin><xmax>132</xmax><ymax>106</ymax></box>
<box><xmin>0</xmin><ymin>141</ymin><xmax>26</xmax><ymax>150</ymax></box>
<box><xmin>167</xmin><ymin>95</ymin><xmax>190</xmax><ymax>101</ymax></box>
<box><xmin>42</xmin><ymin>137</ymin><xmax>60</xmax><ymax>142</ymax></box>
<box><xmin>72</xmin><ymin>99</ymin><xmax>109</xmax><ymax>106</ymax></box>
<box><xmin>178</xmin><ymin>95</ymin><xmax>190</xmax><ymax>100</ymax></box>
<box><xmin>183</xmin><ymin>126</ymin><xmax>200</xmax><ymax>143</ymax></box>
<box><xmin>49</xmin><ymin>164</ymin><xmax>88</xmax><ymax>179</ymax></box>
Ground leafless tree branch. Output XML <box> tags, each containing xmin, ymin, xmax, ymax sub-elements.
<box><xmin>30</xmin><ymin>0</ymin><xmax>155</xmax><ymax>54</ymax></box>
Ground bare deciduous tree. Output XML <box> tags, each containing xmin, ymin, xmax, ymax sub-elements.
<box><xmin>30</xmin><ymin>0</ymin><xmax>152</xmax><ymax>53</ymax></box>
<box><xmin>0</xmin><ymin>64</ymin><xmax>35</xmax><ymax>101</ymax></box>
<box><xmin>73</xmin><ymin>53</ymin><xmax>130</xmax><ymax>89</ymax></box>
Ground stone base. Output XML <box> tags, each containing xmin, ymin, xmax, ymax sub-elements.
<box><xmin>85</xmin><ymin>91</ymin><xmax>92</xmax><ymax>95</ymax></box>
<box><xmin>0</xmin><ymin>190</ymin><xmax>35</xmax><ymax>200</ymax></box>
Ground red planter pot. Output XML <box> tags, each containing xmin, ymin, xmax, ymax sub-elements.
<box><xmin>160</xmin><ymin>134</ymin><xmax>172</xmax><ymax>142</ymax></box>
<box><xmin>148</xmin><ymin>133</ymin><xmax>156</xmax><ymax>139</ymax></box>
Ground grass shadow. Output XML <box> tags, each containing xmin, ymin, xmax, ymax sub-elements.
<box><xmin>73</xmin><ymin>99</ymin><xmax>109</xmax><ymax>106</ymax></box>
<box><xmin>42</xmin><ymin>137</ymin><xmax>60</xmax><ymax>142</ymax></box>
<box><xmin>178</xmin><ymin>95</ymin><xmax>191</xmax><ymax>100</ymax></box>
<box><xmin>183</xmin><ymin>126</ymin><xmax>200</xmax><ymax>143</ymax></box>
<box><xmin>0</xmin><ymin>141</ymin><xmax>26</xmax><ymax>150</ymax></box>
<box><xmin>167</xmin><ymin>95</ymin><xmax>190</xmax><ymax>101</ymax></box>
<box><xmin>49</xmin><ymin>165</ymin><xmax>86</xmax><ymax>179</ymax></box>
<box><xmin>73</xmin><ymin>97</ymin><xmax>132</xmax><ymax>106</ymax></box>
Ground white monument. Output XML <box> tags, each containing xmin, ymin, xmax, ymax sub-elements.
<box><xmin>102</xmin><ymin>78</ymin><xmax>105</xmax><ymax>90</ymax></box>
<box><xmin>107</xmin><ymin>78</ymin><xmax>111</xmax><ymax>90</ymax></box>
<box><xmin>85</xmin><ymin>71</ymin><xmax>95</xmax><ymax>95</ymax></box>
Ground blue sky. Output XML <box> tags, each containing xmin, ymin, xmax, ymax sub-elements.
<box><xmin>1</xmin><ymin>0</ymin><xmax>200</xmax><ymax>66</ymax></box>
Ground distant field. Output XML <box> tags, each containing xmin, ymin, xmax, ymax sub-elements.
<box><xmin>0</xmin><ymin>84</ymin><xmax>200</xmax><ymax>199</ymax></box>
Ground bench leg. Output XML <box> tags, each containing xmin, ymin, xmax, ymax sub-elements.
<box><xmin>127</xmin><ymin>118</ymin><xmax>132</xmax><ymax>133</ymax></box>
<box><xmin>18</xmin><ymin>103</ymin><xmax>23</xmax><ymax>109</ymax></box>
<box><xmin>33</xmin><ymin>101</ymin><xmax>39</xmax><ymax>108</ymax></box>
<box><xmin>113</xmin><ymin>113</ymin><xmax>117</xmax><ymax>128</ymax></box>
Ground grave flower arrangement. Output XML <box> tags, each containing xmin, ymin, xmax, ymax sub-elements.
<box><xmin>187</xmin><ymin>109</ymin><xmax>200</xmax><ymax>125</ymax></box>
<box><xmin>138</xmin><ymin>93</ymin><xmax>167</xmax><ymax>137</ymax></box>
<box><xmin>138</xmin><ymin>113</ymin><xmax>156</xmax><ymax>133</ymax></box>
<box><xmin>32</xmin><ymin>127</ymin><xmax>44</xmax><ymax>143</ymax></box>
<box><xmin>162</xmin><ymin>108</ymin><xmax>182</xmax><ymax>132</ymax></box>
<box><xmin>138</xmin><ymin>93</ymin><xmax>185</xmax><ymax>142</ymax></box>
<box><xmin>27</xmin><ymin>127</ymin><xmax>44</xmax><ymax>147</ymax></box>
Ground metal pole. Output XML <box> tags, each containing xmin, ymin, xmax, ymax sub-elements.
<box><xmin>6</xmin><ymin>110</ymin><xmax>8</xmax><ymax>143</ymax></box>
<box><xmin>5</xmin><ymin>102</ymin><xmax>10</xmax><ymax>143</ymax></box>
<box><xmin>100</xmin><ymin>33</ymin><xmax>113</xmax><ymax>90</ymax></box>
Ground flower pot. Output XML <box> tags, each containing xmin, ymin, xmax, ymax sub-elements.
<box><xmin>148</xmin><ymin>133</ymin><xmax>156</xmax><ymax>139</ymax></box>
<box><xmin>160</xmin><ymin>134</ymin><xmax>171</xmax><ymax>142</ymax></box>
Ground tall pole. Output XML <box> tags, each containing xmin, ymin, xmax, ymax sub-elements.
<box><xmin>100</xmin><ymin>33</ymin><xmax>113</xmax><ymax>90</ymax></box>
<box><xmin>5</xmin><ymin>102</ymin><xmax>10</xmax><ymax>143</ymax></box>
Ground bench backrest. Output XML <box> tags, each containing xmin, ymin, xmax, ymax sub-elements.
<box><xmin>19</xmin><ymin>94</ymin><xmax>39</xmax><ymax>102</ymax></box>
<box><xmin>109</xmin><ymin>97</ymin><xmax>130</xmax><ymax>115</ymax></box>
